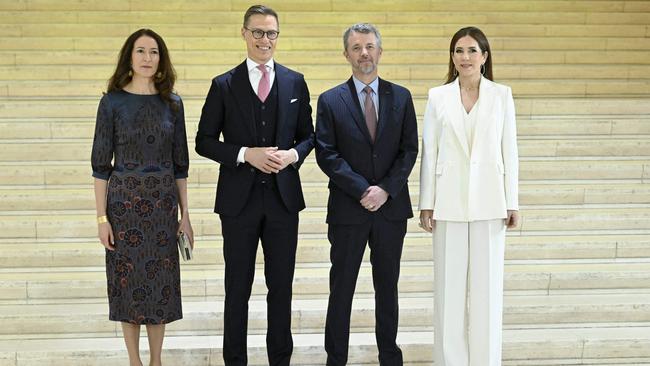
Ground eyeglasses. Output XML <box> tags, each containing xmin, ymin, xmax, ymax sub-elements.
<box><xmin>245</xmin><ymin>27</ymin><xmax>280</xmax><ymax>40</ymax></box>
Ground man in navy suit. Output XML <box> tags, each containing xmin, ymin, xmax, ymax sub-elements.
<box><xmin>315</xmin><ymin>23</ymin><xmax>418</xmax><ymax>366</ymax></box>
<box><xmin>195</xmin><ymin>5</ymin><xmax>314</xmax><ymax>366</ymax></box>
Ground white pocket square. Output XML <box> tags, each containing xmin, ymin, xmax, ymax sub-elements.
<box><xmin>290</xmin><ymin>98</ymin><xmax>298</xmax><ymax>103</ymax></box>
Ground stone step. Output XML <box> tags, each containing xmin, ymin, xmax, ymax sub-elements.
<box><xmin>2</xmin><ymin>1</ymin><xmax>648</xmax><ymax>13</ymax></box>
<box><xmin>2</xmin><ymin>22</ymin><xmax>650</xmax><ymax>39</ymax></box>
<box><xmin>1</xmin><ymin>183</ymin><xmax>649</xmax><ymax>213</ymax></box>
<box><xmin>1</xmin><ymin>294</ymin><xmax>648</xmax><ymax>338</ymax></box>
<box><xmin>0</xmin><ymin>7</ymin><xmax>650</xmax><ymax>26</ymax></box>
<box><xmin>2</xmin><ymin>116</ymin><xmax>649</xmax><ymax>140</ymax></box>
<box><xmin>1</xmin><ymin>261</ymin><xmax>649</xmax><ymax>303</ymax></box>
<box><xmin>1</xmin><ymin>158</ymin><xmax>648</xmax><ymax>186</ymax></box>
<box><xmin>2</xmin><ymin>116</ymin><xmax>648</xmax><ymax>141</ymax></box>
<box><xmin>2</xmin><ymin>233</ymin><xmax>648</xmax><ymax>268</ymax></box>
<box><xmin>5</xmin><ymin>35</ymin><xmax>649</xmax><ymax>52</ymax></box>
<box><xmin>5</xmin><ymin>115</ymin><xmax>650</xmax><ymax>142</ymax></box>
<box><xmin>6</xmin><ymin>298</ymin><xmax>433</xmax><ymax>338</ymax></box>
<box><xmin>1</xmin><ymin>207</ymin><xmax>650</xmax><ymax>240</ymax></box>
<box><xmin>2</xmin><ymin>50</ymin><xmax>649</xmax><ymax>68</ymax></box>
<box><xmin>0</xmin><ymin>235</ymin><xmax>432</xmax><ymax>268</ymax></box>
<box><xmin>0</xmin><ymin>9</ymin><xmax>649</xmax><ymax>25</ymax></box>
<box><xmin>0</xmin><ymin>327</ymin><xmax>649</xmax><ymax>365</ymax></box>
<box><xmin>3</xmin><ymin>79</ymin><xmax>650</xmax><ymax>100</ymax></box>
<box><xmin>4</xmin><ymin>63</ymin><xmax>650</xmax><ymax>82</ymax></box>
<box><xmin>2</xmin><ymin>80</ymin><xmax>650</xmax><ymax>100</ymax></box>
<box><xmin>1</xmin><ymin>137</ymin><xmax>649</xmax><ymax>162</ymax></box>
<box><xmin>1</xmin><ymin>97</ymin><xmax>649</xmax><ymax>120</ymax></box>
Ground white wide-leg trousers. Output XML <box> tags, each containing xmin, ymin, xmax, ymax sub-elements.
<box><xmin>433</xmin><ymin>219</ymin><xmax>506</xmax><ymax>366</ymax></box>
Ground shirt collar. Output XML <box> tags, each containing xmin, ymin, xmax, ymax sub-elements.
<box><xmin>247</xmin><ymin>57</ymin><xmax>275</xmax><ymax>72</ymax></box>
<box><xmin>352</xmin><ymin>75</ymin><xmax>378</xmax><ymax>95</ymax></box>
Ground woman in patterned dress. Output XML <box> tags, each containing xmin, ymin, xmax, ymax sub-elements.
<box><xmin>91</xmin><ymin>28</ymin><xmax>193</xmax><ymax>366</ymax></box>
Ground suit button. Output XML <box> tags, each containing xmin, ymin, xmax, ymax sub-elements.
<box><xmin>373</xmin><ymin>154</ymin><xmax>378</xmax><ymax>158</ymax></box>
<box><xmin>261</xmin><ymin>106</ymin><xmax>266</xmax><ymax>110</ymax></box>
<box><xmin>250</xmin><ymin>168</ymin><xmax>255</xmax><ymax>173</ymax></box>
<box><xmin>262</xmin><ymin>121</ymin><xmax>266</xmax><ymax>126</ymax></box>
<box><xmin>262</xmin><ymin>137</ymin><xmax>266</xmax><ymax>142</ymax></box>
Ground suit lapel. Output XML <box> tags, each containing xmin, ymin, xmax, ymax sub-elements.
<box><xmin>446</xmin><ymin>79</ymin><xmax>470</xmax><ymax>157</ymax></box>
<box><xmin>339</xmin><ymin>78</ymin><xmax>373</xmax><ymax>144</ymax></box>
<box><xmin>375</xmin><ymin>78</ymin><xmax>392</xmax><ymax>143</ymax></box>
<box><xmin>275</xmin><ymin>63</ymin><xmax>293</xmax><ymax>143</ymax></box>
<box><xmin>228</xmin><ymin>61</ymin><xmax>257</xmax><ymax>140</ymax></box>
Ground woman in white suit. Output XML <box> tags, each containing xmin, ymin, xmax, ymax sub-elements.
<box><xmin>419</xmin><ymin>27</ymin><xmax>519</xmax><ymax>366</ymax></box>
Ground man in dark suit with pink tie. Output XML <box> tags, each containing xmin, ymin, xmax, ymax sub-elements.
<box><xmin>315</xmin><ymin>23</ymin><xmax>419</xmax><ymax>366</ymax></box>
<box><xmin>195</xmin><ymin>5</ymin><xmax>313</xmax><ymax>366</ymax></box>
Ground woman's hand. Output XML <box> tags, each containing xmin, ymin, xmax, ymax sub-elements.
<box><xmin>505</xmin><ymin>210</ymin><xmax>519</xmax><ymax>229</ymax></box>
<box><xmin>419</xmin><ymin>210</ymin><xmax>435</xmax><ymax>233</ymax></box>
<box><xmin>178</xmin><ymin>215</ymin><xmax>195</xmax><ymax>249</ymax></box>
<box><xmin>98</xmin><ymin>222</ymin><xmax>115</xmax><ymax>251</ymax></box>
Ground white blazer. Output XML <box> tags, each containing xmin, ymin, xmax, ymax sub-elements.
<box><xmin>419</xmin><ymin>77</ymin><xmax>519</xmax><ymax>222</ymax></box>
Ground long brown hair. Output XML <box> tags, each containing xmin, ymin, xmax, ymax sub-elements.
<box><xmin>445</xmin><ymin>26</ymin><xmax>493</xmax><ymax>84</ymax></box>
<box><xmin>107</xmin><ymin>28</ymin><xmax>178</xmax><ymax>111</ymax></box>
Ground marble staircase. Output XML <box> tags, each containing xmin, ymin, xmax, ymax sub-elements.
<box><xmin>0</xmin><ymin>1</ymin><xmax>649</xmax><ymax>365</ymax></box>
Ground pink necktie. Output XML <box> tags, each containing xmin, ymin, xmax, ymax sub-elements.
<box><xmin>363</xmin><ymin>86</ymin><xmax>377</xmax><ymax>142</ymax></box>
<box><xmin>257</xmin><ymin>64</ymin><xmax>270</xmax><ymax>103</ymax></box>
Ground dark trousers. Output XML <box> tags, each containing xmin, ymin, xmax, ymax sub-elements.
<box><xmin>325</xmin><ymin>214</ymin><xmax>407</xmax><ymax>366</ymax></box>
<box><xmin>220</xmin><ymin>179</ymin><xmax>298</xmax><ymax>366</ymax></box>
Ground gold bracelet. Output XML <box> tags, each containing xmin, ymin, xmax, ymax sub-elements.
<box><xmin>97</xmin><ymin>215</ymin><xmax>108</xmax><ymax>224</ymax></box>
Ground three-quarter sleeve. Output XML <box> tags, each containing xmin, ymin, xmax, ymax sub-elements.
<box><xmin>172</xmin><ymin>97</ymin><xmax>190</xmax><ymax>179</ymax></box>
<box><xmin>91</xmin><ymin>94</ymin><xmax>114</xmax><ymax>180</ymax></box>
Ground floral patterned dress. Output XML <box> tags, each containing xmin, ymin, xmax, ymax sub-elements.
<box><xmin>91</xmin><ymin>90</ymin><xmax>189</xmax><ymax>324</ymax></box>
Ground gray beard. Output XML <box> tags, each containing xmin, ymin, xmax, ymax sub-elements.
<box><xmin>359</xmin><ymin>63</ymin><xmax>375</xmax><ymax>74</ymax></box>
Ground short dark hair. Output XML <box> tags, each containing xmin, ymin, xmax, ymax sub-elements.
<box><xmin>243</xmin><ymin>5</ymin><xmax>279</xmax><ymax>28</ymax></box>
<box><xmin>343</xmin><ymin>23</ymin><xmax>382</xmax><ymax>51</ymax></box>
<box><xmin>106</xmin><ymin>28</ymin><xmax>178</xmax><ymax>111</ymax></box>
<box><xmin>445</xmin><ymin>26</ymin><xmax>493</xmax><ymax>84</ymax></box>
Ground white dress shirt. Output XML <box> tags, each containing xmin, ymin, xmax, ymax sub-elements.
<box><xmin>247</xmin><ymin>57</ymin><xmax>276</xmax><ymax>95</ymax></box>
<box><xmin>463</xmin><ymin>97</ymin><xmax>480</xmax><ymax>155</ymax></box>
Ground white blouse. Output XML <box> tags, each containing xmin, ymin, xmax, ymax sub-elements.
<box><xmin>462</xmin><ymin>97</ymin><xmax>480</xmax><ymax>155</ymax></box>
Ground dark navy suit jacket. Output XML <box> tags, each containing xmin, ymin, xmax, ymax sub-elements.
<box><xmin>195</xmin><ymin>61</ymin><xmax>314</xmax><ymax>216</ymax></box>
<box><xmin>315</xmin><ymin>77</ymin><xmax>418</xmax><ymax>224</ymax></box>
